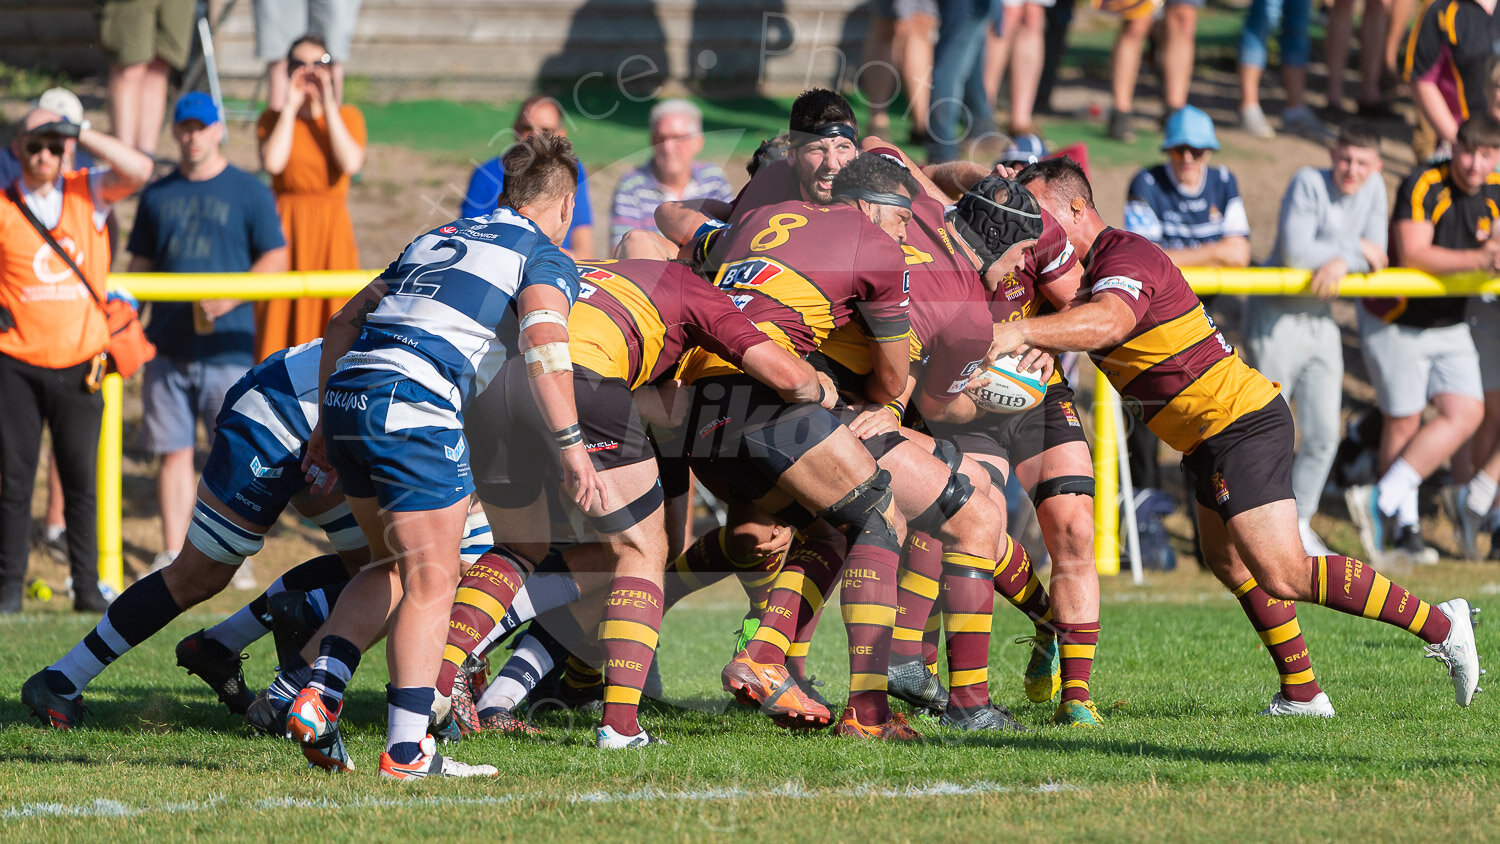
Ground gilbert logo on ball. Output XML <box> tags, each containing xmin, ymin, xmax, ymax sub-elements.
<box><xmin>966</xmin><ymin>354</ymin><xmax>1047</xmax><ymax>414</ymax></box>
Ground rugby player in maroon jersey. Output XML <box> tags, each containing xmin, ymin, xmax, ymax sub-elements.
<box><xmin>1001</xmin><ymin>158</ymin><xmax>1481</xmax><ymax>712</ymax></box>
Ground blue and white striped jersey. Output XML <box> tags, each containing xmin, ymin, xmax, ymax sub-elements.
<box><xmin>337</xmin><ymin>208</ymin><xmax>580</xmax><ymax>408</ymax></box>
<box><xmin>1123</xmin><ymin>163</ymin><xmax>1250</xmax><ymax>250</ymax></box>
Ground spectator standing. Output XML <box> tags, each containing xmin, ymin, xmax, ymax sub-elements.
<box><xmin>1122</xmin><ymin>106</ymin><xmax>1250</xmax><ymax>562</ymax></box>
<box><xmin>254</xmin><ymin>34</ymin><xmax>366</xmax><ymax>362</ymax></box>
<box><xmin>928</xmin><ymin>0</ymin><xmax>995</xmax><ymax>163</ymax></box>
<box><xmin>1402</xmin><ymin>0</ymin><xmax>1500</xmax><ymax>161</ymax></box>
<box><xmin>860</xmin><ymin>0</ymin><xmax>937</xmax><ymax>144</ymax></box>
<box><xmin>1246</xmin><ymin>126</ymin><xmax>1388</xmax><ymax>556</ymax></box>
<box><xmin>1346</xmin><ymin>116</ymin><xmax>1499</xmax><ymax>564</ymax></box>
<box><xmin>254</xmin><ymin>0</ymin><xmax>363</xmax><ymax>112</ymax></box>
<box><xmin>0</xmin><ymin>110</ymin><xmax>152</xmax><ymax>613</ymax></box>
<box><xmin>1324</xmin><ymin>0</ymin><xmax>1395</xmax><ymax>117</ymax></box>
<box><xmin>609</xmin><ymin>100</ymin><xmax>733</xmax><ymax>250</ymax></box>
<box><xmin>983</xmin><ymin>0</ymin><xmax>1047</xmax><ymax>141</ymax></box>
<box><xmin>1102</xmin><ymin>0</ymin><xmax>1199</xmax><ymax>142</ymax></box>
<box><xmin>99</xmin><ymin>0</ymin><xmax>195</xmax><ymax>157</ymax></box>
<box><xmin>130</xmin><ymin>93</ymin><xmax>289</xmax><ymax>576</ymax></box>
<box><xmin>1237</xmin><ymin>0</ymin><xmax>1329</xmax><ymax>139</ymax></box>
<box><xmin>460</xmin><ymin>96</ymin><xmax>594</xmax><ymax>257</ymax></box>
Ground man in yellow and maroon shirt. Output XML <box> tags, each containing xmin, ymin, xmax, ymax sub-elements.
<box><xmin>1005</xmin><ymin>157</ymin><xmax>1482</xmax><ymax>711</ymax></box>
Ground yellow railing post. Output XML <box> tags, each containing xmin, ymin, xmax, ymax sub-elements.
<box><xmin>96</xmin><ymin>372</ymin><xmax>124</xmax><ymax>595</ymax></box>
<box><xmin>1092</xmin><ymin>364</ymin><xmax>1121</xmax><ymax>576</ymax></box>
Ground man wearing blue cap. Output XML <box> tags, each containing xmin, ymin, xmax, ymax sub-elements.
<box><xmin>1122</xmin><ymin>105</ymin><xmax>1250</xmax><ymax>570</ymax></box>
<box><xmin>129</xmin><ymin>91</ymin><xmax>288</xmax><ymax>577</ymax></box>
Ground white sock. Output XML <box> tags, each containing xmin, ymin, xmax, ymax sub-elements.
<box><xmin>204</xmin><ymin>606</ymin><xmax>271</xmax><ymax>653</ymax></box>
<box><xmin>1397</xmin><ymin>487</ymin><xmax>1420</xmax><ymax>527</ymax></box>
<box><xmin>386</xmin><ymin>694</ymin><xmax>432</xmax><ymax>752</ymax></box>
<box><xmin>1467</xmin><ymin>471</ymin><xmax>1498</xmax><ymax>515</ymax></box>
<box><xmin>1376</xmin><ymin>458</ymin><xmax>1422</xmax><ymax>518</ymax></box>
<box><xmin>479</xmin><ymin>635</ymin><xmax>555</xmax><ymax>713</ymax></box>
<box><xmin>45</xmin><ymin>524</ymin><xmax>65</xmax><ymax>542</ymax></box>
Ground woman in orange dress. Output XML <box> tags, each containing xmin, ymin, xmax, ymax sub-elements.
<box><xmin>254</xmin><ymin>33</ymin><xmax>366</xmax><ymax>361</ymax></box>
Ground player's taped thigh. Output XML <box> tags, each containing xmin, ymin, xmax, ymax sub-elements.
<box><xmin>186</xmin><ymin>497</ymin><xmax>266</xmax><ymax>565</ymax></box>
<box><xmin>771</xmin><ymin>500</ymin><xmax>817</xmax><ymax>531</ymax></box>
<box><xmin>817</xmin><ymin>468</ymin><xmax>901</xmax><ymax>553</ymax></box>
<box><xmin>588</xmin><ymin>480</ymin><xmax>666</xmax><ymax>535</ymax></box>
<box><xmin>911</xmin><ymin>439</ymin><xmax>976</xmax><ymax>533</ymax></box>
<box><xmin>1033</xmin><ymin>474</ymin><xmax>1094</xmax><ymax>504</ymax></box>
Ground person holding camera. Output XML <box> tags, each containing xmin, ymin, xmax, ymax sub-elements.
<box><xmin>0</xmin><ymin>108</ymin><xmax>152</xmax><ymax>613</ymax></box>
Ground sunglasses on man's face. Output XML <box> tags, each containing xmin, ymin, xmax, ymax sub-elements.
<box><xmin>24</xmin><ymin>138</ymin><xmax>66</xmax><ymax>157</ymax></box>
<box><xmin>288</xmin><ymin>53</ymin><xmax>333</xmax><ymax>73</ymax></box>
<box><xmin>1169</xmin><ymin>146</ymin><xmax>1211</xmax><ymax>159</ymax></box>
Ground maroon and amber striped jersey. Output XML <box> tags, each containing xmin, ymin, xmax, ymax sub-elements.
<box><xmin>1085</xmin><ymin>228</ymin><xmax>1280</xmax><ymax>454</ymax></box>
<box><xmin>818</xmin><ymin>195</ymin><xmax>992</xmax><ymax>405</ymax></box>
<box><xmin>679</xmin><ymin>200</ymin><xmax>911</xmax><ymax>383</ymax></box>
<box><xmin>569</xmin><ymin>259</ymin><xmax>770</xmax><ymax>389</ymax></box>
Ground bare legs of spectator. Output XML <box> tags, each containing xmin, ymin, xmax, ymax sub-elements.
<box><xmin>862</xmin><ymin>13</ymin><xmax>899</xmax><ymax>139</ymax></box>
<box><xmin>1160</xmin><ymin>3</ymin><xmax>1196</xmax><ymax>114</ymax></box>
<box><xmin>1325</xmin><ymin>0</ymin><xmax>1389</xmax><ymax>111</ymax></box>
<box><xmin>1108</xmin><ymin>14</ymin><xmax>1153</xmax><ymax>141</ymax></box>
<box><xmin>896</xmin><ymin>13</ymin><xmax>937</xmax><ymax>140</ymax></box>
<box><xmin>985</xmin><ymin>3</ymin><xmax>1046</xmax><ymax>136</ymax></box>
<box><xmin>1383</xmin><ymin>0</ymin><xmax>1414</xmax><ymax>79</ymax></box>
<box><xmin>43</xmin><ymin>454</ymin><xmax>65</xmax><ymax>547</ymax></box>
<box><xmin>157</xmin><ymin>446</ymin><xmax>196</xmax><ymax>564</ymax></box>
<box><xmin>109</xmin><ymin>58</ymin><xmax>170</xmax><ymax>156</ymax></box>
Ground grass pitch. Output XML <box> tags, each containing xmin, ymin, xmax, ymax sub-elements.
<box><xmin>2</xmin><ymin>564</ymin><xmax>1497</xmax><ymax>842</ymax></box>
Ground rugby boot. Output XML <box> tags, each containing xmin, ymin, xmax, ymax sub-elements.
<box><xmin>886</xmin><ymin>654</ymin><xmax>948</xmax><ymax>716</ymax></box>
<box><xmin>1016</xmin><ymin>634</ymin><xmax>1061</xmax><ymax>703</ymax></box>
<box><xmin>175</xmin><ymin>629</ymin><xmax>254</xmax><ymax>715</ymax></box>
<box><xmin>378</xmin><ymin>735</ymin><xmax>498</xmax><ymax>781</ymax></box>
<box><xmin>832</xmin><ymin>706</ymin><xmax>923</xmax><ymax>741</ymax></box>
<box><xmin>1051</xmin><ymin>698</ymin><xmax>1103</xmax><ymax>727</ymax></box>
<box><xmin>1258</xmin><ymin>691</ymin><xmax>1335</xmax><ymax>718</ymax></box>
<box><xmin>1426</xmin><ymin>599</ymin><xmax>1484</xmax><ymax>706</ymax></box>
<box><xmin>722</xmin><ymin>650</ymin><xmax>833</xmax><ymax>729</ymax></box>
<box><xmin>22</xmin><ymin>670</ymin><xmax>85</xmax><ymax>730</ymax></box>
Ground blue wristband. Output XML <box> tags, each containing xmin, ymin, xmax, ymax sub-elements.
<box><xmin>693</xmin><ymin>219</ymin><xmax>728</xmax><ymax>241</ymax></box>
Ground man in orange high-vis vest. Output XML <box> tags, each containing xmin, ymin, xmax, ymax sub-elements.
<box><xmin>0</xmin><ymin>108</ymin><xmax>151</xmax><ymax>614</ymax></box>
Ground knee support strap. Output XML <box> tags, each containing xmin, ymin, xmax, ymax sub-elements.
<box><xmin>932</xmin><ymin>437</ymin><xmax>964</xmax><ymax>473</ymax></box>
<box><xmin>912</xmin><ymin>469</ymin><xmax>976</xmax><ymax>534</ymax></box>
<box><xmin>1033</xmin><ymin>474</ymin><xmax>1095</xmax><ymax>504</ymax></box>
<box><xmin>589</xmin><ymin>480</ymin><xmax>665</xmax><ymax>535</ymax></box>
<box><xmin>819</xmin><ymin>469</ymin><xmax>901</xmax><ymax>553</ymax></box>
<box><xmin>187</xmin><ymin>497</ymin><xmax>266</xmax><ymax>565</ymax></box>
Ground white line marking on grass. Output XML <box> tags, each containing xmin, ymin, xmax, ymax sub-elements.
<box><xmin>1477</xmin><ymin>582</ymin><xmax>1500</xmax><ymax>595</ymax></box>
<box><xmin>4</xmin><ymin>782</ymin><xmax>1075</xmax><ymax>819</ymax></box>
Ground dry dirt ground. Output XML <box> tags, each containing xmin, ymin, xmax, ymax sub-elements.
<box><xmin>1</xmin><ymin>79</ymin><xmax>1451</xmax><ymax>605</ymax></box>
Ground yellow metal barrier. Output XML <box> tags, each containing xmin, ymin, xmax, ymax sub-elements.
<box><xmin>1092</xmin><ymin>365</ymin><xmax>1121</xmax><ymax>576</ymax></box>
<box><xmin>88</xmin><ymin>266</ymin><xmax>1496</xmax><ymax>588</ymax></box>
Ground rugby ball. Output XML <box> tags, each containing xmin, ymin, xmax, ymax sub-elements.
<box><xmin>965</xmin><ymin>355</ymin><xmax>1047</xmax><ymax>414</ymax></box>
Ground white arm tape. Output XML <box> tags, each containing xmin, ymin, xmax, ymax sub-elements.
<box><xmin>519</xmin><ymin>309</ymin><xmax>569</xmax><ymax>333</ymax></box>
<box><xmin>524</xmin><ymin>342</ymin><xmax>573</xmax><ymax>375</ymax></box>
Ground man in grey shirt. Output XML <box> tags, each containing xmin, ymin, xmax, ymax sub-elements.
<box><xmin>1245</xmin><ymin>124</ymin><xmax>1388</xmax><ymax>556</ymax></box>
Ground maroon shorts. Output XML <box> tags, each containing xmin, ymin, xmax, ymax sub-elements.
<box><xmin>1181</xmin><ymin>395</ymin><xmax>1294</xmax><ymax>521</ymax></box>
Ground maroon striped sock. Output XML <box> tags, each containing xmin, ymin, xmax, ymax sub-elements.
<box><xmin>892</xmin><ymin>531</ymin><xmax>942</xmax><ymax>660</ymax></box>
<box><xmin>599</xmin><ymin>576</ymin><xmax>664</xmax><ymax>735</ymax></box>
<box><xmin>1232</xmin><ymin>577</ymin><xmax>1321</xmax><ymax>702</ymax></box>
<box><xmin>841</xmin><ymin>543</ymin><xmax>901</xmax><ymax>724</ymax></box>
<box><xmin>744</xmin><ymin>537</ymin><xmax>842</xmax><ymax>665</ymax></box>
<box><xmin>1054</xmin><ymin>620</ymin><xmax>1099</xmax><ymax>704</ymax></box>
<box><xmin>940</xmin><ymin>551</ymin><xmax>996</xmax><ymax>708</ymax></box>
<box><xmin>437</xmin><ymin>547</ymin><xmax>530</xmax><ymax>697</ymax></box>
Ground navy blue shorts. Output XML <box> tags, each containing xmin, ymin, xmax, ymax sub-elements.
<box><xmin>202</xmin><ymin>371</ymin><xmax>314</xmax><ymax>526</ymax></box>
<box><xmin>323</xmin><ymin>369</ymin><xmax>473</xmax><ymax>513</ymax></box>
